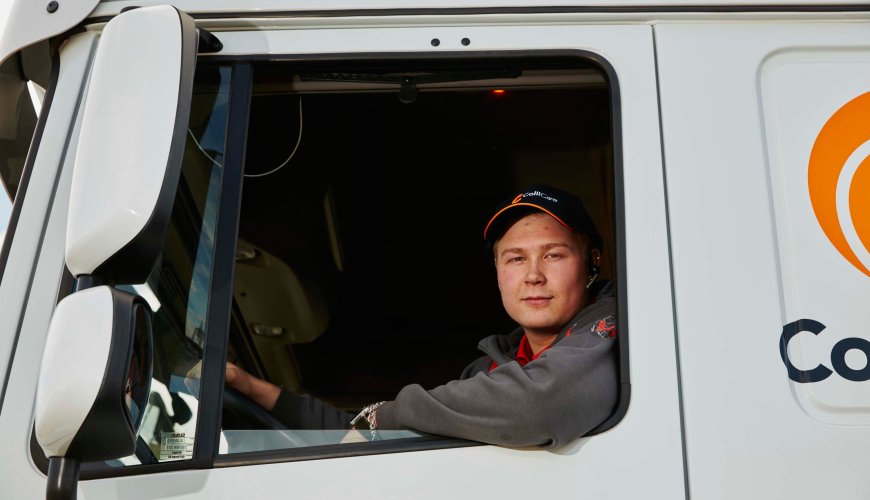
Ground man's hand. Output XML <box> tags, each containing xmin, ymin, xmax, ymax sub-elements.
<box><xmin>225</xmin><ymin>362</ymin><xmax>281</xmax><ymax>412</ymax></box>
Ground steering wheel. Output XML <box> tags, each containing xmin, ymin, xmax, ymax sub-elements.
<box><xmin>222</xmin><ymin>386</ymin><xmax>288</xmax><ymax>430</ymax></box>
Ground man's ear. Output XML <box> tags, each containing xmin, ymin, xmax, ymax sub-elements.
<box><xmin>590</xmin><ymin>248</ymin><xmax>602</xmax><ymax>271</ymax></box>
<box><xmin>587</xmin><ymin>248</ymin><xmax>602</xmax><ymax>288</ymax></box>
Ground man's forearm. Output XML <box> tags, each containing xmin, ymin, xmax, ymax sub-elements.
<box><xmin>376</xmin><ymin>335</ymin><xmax>618</xmax><ymax>448</ymax></box>
<box><xmin>249</xmin><ymin>377</ymin><xmax>282</xmax><ymax>411</ymax></box>
<box><xmin>225</xmin><ymin>362</ymin><xmax>281</xmax><ymax>411</ymax></box>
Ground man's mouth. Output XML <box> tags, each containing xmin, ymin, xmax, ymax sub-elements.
<box><xmin>522</xmin><ymin>296</ymin><xmax>553</xmax><ymax>307</ymax></box>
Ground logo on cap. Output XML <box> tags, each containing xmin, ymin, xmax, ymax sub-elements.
<box><xmin>808</xmin><ymin>92</ymin><xmax>870</xmax><ymax>278</ymax></box>
<box><xmin>517</xmin><ymin>190</ymin><xmax>559</xmax><ymax>204</ymax></box>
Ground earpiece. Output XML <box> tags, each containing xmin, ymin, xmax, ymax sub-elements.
<box><xmin>586</xmin><ymin>262</ymin><xmax>601</xmax><ymax>289</ymax></box>
<box><xmin>586</xmin><ymin>249</ymin><xmax>602</xmax><ymax>289</ymax></box>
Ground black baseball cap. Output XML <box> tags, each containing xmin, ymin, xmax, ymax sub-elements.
<box><xmin>483</xmin><ymin>184</ymin><xmax>602</xmax><ymax>252</ymax></box>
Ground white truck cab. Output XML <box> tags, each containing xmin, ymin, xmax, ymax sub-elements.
<box><xmin>0</xmin><ymin>1</ymin><xmax>868</xmax><ymax>498</ymax></box>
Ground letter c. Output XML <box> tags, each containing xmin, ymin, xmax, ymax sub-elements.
<box><xmin>780</xmin><ymin>319</ymin><xmax>833</xmax><ymax>383</ymax></box>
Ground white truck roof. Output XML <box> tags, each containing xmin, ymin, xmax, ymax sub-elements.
<box><xmin>2</xmin><ymin>0</ymin><xmax>867</xmax><ymax>71</ymax></box>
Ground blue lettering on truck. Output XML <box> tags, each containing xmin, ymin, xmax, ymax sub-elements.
<box><xmin>780</xmin><ymin>319</ymin><xmax>870</xmax><ymax>382</ymax></box>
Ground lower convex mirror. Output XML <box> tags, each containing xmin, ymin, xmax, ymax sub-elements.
<box><xmin>35</xmin><ymin>286</ymin><xmax>153</xmax><ymax>499</ymax></box>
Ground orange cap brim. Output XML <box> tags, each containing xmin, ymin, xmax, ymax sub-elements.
<box><xmin>483</xmin><ymin>202</ymin><xmax>575</xmax><ymax>241</ymax></box>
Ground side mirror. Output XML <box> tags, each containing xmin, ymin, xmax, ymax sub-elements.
<box><xmin>35</xmin><ymin>287</ymin><xmax>152</xmax><ymax>498</ymax></box>
<box><xmin>33</xmin><ymin>5</ymin><xmax>202</xmax><ymax>500</ymax></box>
<box><xmin>64</xmin><ymin>4</ymin><xmax>198</xmax><ymax>284</ymax></box>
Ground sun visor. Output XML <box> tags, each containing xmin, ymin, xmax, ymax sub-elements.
<box><xmin>65</xmin><ymin>5</ymin><xmax>197</xmax><ymax>283</ymax></box>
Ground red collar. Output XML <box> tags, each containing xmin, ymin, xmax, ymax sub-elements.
<box><xmin>489</xmin><ymin>334</ymin><xmax>552</xmax><ymax>371</ymax></box>
<box><xmin>515</xmin><ymin>334</ymin><xmax>549</xmax><ymax>366</ymax></box>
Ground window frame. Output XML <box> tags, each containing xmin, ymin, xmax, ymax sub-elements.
<box><xmin>208</xmin><ymin>48</ymin><xmax>630</xmax><ymax>469</ymax></box>
<box><xmin>48</xmin><ymin>48</ymin><xmax>628</xmax><ymax>480</ymax></box>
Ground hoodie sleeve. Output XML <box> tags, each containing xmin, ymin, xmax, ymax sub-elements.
<box><xmin>375</xmin><ymin>305</ymin><xmax>619</xmax><ymax>448</ymax></box>
<box><xmin>269</xmin><ymin>389</ymin><xmax>355</xmax><ymax>430</ymax></box>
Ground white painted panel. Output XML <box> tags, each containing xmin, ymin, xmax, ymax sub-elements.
<box><xmin>77</xmin><ymin>24</ymin><xmax>684</xmax><ymax>500</ymax></box>
<box><xmin>0</xmin><ymin>32</ymin><xmax>98</xmax><ymax>499</ymax></box>
<box><xmin>657</xmin><ymin>21</ymin><xmax>870</xmax><ymax>500</ymax></box>
<box><xmin>0</xmin><ymin>0</ymin><xmax>98</xmax><ymax>67</ymax></box>
<box><xmin>89</xmin><ymin>0</ymin><xmax>870</xmax><ymax>19</ymax></box>
<box><xmin>761</xmin><ymin>50</ymin><xmax>870</xmax><ymax>424</ymax></box>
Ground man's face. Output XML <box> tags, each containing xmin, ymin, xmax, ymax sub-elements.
<box><xmin>494</xmin><ymin>213</ymin><xmax>589</xmax><ymax>336</ymax></box>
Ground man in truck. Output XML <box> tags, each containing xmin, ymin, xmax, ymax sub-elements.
<box><xmin>225</xmin><ymin>184</ymin><xmax>618</xmax><ymax>448</ymax></box>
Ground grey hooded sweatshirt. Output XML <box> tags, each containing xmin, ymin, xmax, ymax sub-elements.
<box><xmin>270</xmin><ymin>281</ymin><xmax>618</xmax><ymax>448</ymax></box>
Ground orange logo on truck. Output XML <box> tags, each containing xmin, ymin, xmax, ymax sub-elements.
<box><xmin>808</xmin><ymin>92</ymin><xmax>870</xmax><ymax>278</ymax></box>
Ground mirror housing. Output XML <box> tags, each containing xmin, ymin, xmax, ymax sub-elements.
<box><xmin>64</xmin><ymin>4</ymin><xmax>198</xmax><ymax>283</ymax></box>
<box><xmin>34</xmin><ymin>5</ymin><xmax>203</xmax><ymax>499</ymax></box>
<box><xmin>35</xmin><ymin>286</ymin><xmax>153</xmax><ymax>462</ymax></box>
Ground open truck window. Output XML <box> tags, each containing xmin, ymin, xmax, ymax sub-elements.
<box><xmin>217</xmin><ymin>55</ymin><xmax>624</xmax><ymax>457</ymax></box>
<box><xmin>40</xmin><ymin>53</ymin><xmax>626</xmax><ymax>476</ymax></box>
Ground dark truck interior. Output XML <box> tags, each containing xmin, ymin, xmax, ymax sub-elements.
<box><xmin>224</xmin><ymin>56</ymin><xmax>617</xmax><ymax>420</ymax></box>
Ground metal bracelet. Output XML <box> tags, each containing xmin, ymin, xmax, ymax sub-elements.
<box><xmin>350</xmin><ymin>401</ymin><xmax>386</xmax><ymax>440</ymax></box>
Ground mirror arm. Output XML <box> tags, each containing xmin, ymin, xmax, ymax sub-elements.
<box><xmin>74</xmin><ymin>274</ymin><xmax>104</xmax><ymax>292</ymax></box>
<box><xmin>46</xmin><ymin>457</ymin><xmax>79</xmax><ymax>500</ymax></box>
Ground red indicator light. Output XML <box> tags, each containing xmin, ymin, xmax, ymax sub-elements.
<box><xmin>492</xmin><ymin>89</ymin><xmax>506</xmax><ymax>95</ymax></box>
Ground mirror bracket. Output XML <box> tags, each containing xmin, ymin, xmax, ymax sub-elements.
<box><xmin>198</xmin><ymin>28</ymin><xmax>223</xmax><ymax>54</ymax></box>
<box><xmin>46</xmin><ymin>457</ymin><xmax>80</xmax><ymax>500</ymax></box>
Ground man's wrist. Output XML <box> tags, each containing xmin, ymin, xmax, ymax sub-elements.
<box><xmin>252</xmin><ymin>378</ymin><xmax>281</xmax><ymax>411</ymax></box>
<box><xmin>351</xmin><ymin>401</ymin><xmax>386</xmax><ymax>430</ymax></box>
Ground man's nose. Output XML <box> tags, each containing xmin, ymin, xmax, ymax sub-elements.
<box><xmin>524</xmin><ymin>259</ymin><xmax>546</xmax><ymax>285</ymax></box>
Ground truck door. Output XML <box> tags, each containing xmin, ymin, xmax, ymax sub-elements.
<box><xmin>657</xmin><ymin>18</ymin><xmax>870</xmax><ymax>500</ymax></box>
<box><xmin>8</xmin><ymin>12</ymin><xmax>686</xmax><ymax>500</ymax></box>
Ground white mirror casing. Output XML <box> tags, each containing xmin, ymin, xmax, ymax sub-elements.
<box><xmin>65</xmin><ymin>4</ymin><xmax>197</xmax><ymax>283</ymax></box>
<box><xmin>35</xmin><ymin>286</ymin><xmax>153</xmax><ymax>461</ymax></box>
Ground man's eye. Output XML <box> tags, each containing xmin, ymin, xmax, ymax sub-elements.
<box><xmin>545</xmin><ymin>252</ymin><xmax>562</xmax><ymax>260</ymax></box>
<box><xmin>506</xmin><ymin>256</ymin><xmax>524</xmax><ymax>263</ymax></box>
